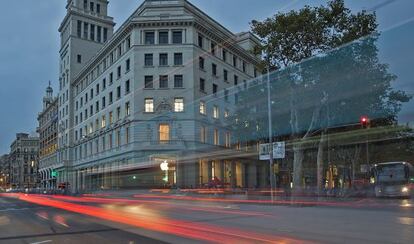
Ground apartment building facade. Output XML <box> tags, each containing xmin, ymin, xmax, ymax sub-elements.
<box><xmin>57</xmin><ymin>0</ymin><xmax>266</xmax><ymax>191</ymax></box>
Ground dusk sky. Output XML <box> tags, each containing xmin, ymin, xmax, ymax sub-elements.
<box><xmin>0</xmin><ymin>0</ymin><xmax>412</xmax><ymax>154</ymax></box>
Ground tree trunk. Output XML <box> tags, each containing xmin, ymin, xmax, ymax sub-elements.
<box><xmin>316</xmin><ymin>131</ymin><xmax>327</xmax><ymax>195</ymax></box>
<box><xmin>292</xmin><ymin>143</ymin><xmax>304</xmax><ymax>191</ymax></box>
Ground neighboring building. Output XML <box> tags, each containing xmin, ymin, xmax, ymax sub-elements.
<box><xmin>0</xmin><ymin>154</ymin><xmax>10</xmax><ymax>189</ymax></box>
<box><xmin>9</xmin><ymin>133</ymin><xmax>39</xmax><ymax>189</ymax></box>
<box><xmin>37</xmin><ymin>82</ymin><xmax>59</xmax><ymax>189</ymax></box>
<box><xmin>57</xmin><ymin>0</ymin><xmax>263</xmax><ymax>191</ymax></box>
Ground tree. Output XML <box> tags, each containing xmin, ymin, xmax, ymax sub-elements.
<box><xmin>240</xmin><ymin>0</ymin><xmax>410</xmax><ymax>191</ymax></box>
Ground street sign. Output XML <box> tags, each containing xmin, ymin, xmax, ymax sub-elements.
<box><xmin>259</xmin><ymin>142</ymin><xmax>286</xmax><ymax>160</ymax></box>
<box><xmin>273</xmin><ymin>141</ymin><xmax>286</xmax><ymax>159</ymax></box>
<box><xmin>259</xmin><ymin>143</ymin><xmax>272</xmax><ymax>160</ymax></box>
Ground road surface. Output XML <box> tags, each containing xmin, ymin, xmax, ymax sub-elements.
<box><xmin>0</xmin><ymin>193</ymin><xmax>413</xmax><ymax>243</ymax></box>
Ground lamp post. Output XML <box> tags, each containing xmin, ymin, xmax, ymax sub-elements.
<box><xmin>266</xmin><ymin>65</ymin><xmax>275</xmax><ymax>203</ymax></box>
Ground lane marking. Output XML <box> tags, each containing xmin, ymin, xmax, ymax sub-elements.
<box><xmin>30</xmin><ymin>240</ymin><xmax>52</xmax><ymax>244</ymax></box>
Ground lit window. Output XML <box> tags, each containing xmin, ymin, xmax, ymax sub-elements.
<box><xmin>174</xmin><ymin>98</ymin><xmax>184</xmax><ymax>112</ymax></box>
<box><xmin>225</xmin><ymin>132</ymin><xmax>231</xmax><ymax>148</ymax></box>
<box><xmin>214</xmin><ymin>129</ymin><xmax>219</xmax><ymax>145</ymax></box>
<box><xmin>200</xmin><ymin>101</ymin><xmax>206</xmax><ymax>115</ymax></box>
<box><xmin>125</xmin><ymin>102</ymin><xmax>130</xmax><ymax>116</ymax></box>
<box><xmin>213</xmin><ymin>106</ymin><xmax>219</xmax><ymax>119</ymax></box>
<box><xmin>145</xmin><ymin>98</ymin><xmax>154</xmax><ymax>113</ymax></box>
<box><xmin>159</xmin><ymin>124</ymin><xmax>170</xmax><ymax>143</ymax></box>
<box><xmin>200</xmin><ymin>126</ymin><xmax>207</xmax><ymax>143</ymax></box>
<box><xmin>224</xmin><ymin>109</ymin><xmax>229</xmax><ymax>118</ymax></box>
<box><xmin>101</xmin><ymin>115</ymin><xmax>106</xmax><ymax>128</ymax></box>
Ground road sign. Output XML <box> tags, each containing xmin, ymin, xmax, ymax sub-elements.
<box><xmin>259</xmin><ymin>142</ymin><xmax>286</xmax><ymax>160</ymax></box>
<box><xmin>273</xmin><ymin>142</ymin><xmax>285</xmax><ymax>159</ymax></box>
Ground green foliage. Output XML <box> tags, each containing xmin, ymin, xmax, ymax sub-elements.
<box><xmin>251</xmin><ymin>0</ymin><xmax>377</xmax><ymax>68</ymax></box>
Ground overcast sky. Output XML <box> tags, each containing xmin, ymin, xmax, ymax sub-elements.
<box><xmin>0</xmin><ymin>0</ymin><xmax>412</xmax><ymax>154</ymax></box>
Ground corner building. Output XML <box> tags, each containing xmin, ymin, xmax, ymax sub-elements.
<box><xmin>58</xmin><ymin>0</ymin><xmax>265</xmax><ymax>191</ymax></box>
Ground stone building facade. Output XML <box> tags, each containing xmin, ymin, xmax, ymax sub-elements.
<box><xmin>57</xmin><ymin>0</ymin><xmax>266</xmax><ymax>191</ymax></box>
<box><xmin>37</xmin><ymin>83</ymin><xmax>59</xmax><ymax>189</ymax></box>
<box><xmin>9</xmin><ymin>133</ymin><xmax>39</xmax><ymax>189</ymax></box>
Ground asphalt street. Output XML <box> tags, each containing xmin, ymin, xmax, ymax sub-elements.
<box><xmin>0</xmin><ymin>193</ymin><xmax>413</xmax><ymax>244</ymax></box>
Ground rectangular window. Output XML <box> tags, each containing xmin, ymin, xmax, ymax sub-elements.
<box><xmin>95</xmin><ymin>101</ymin><xmax>99</xmax><ymax>113</ymax></box>
<box><xmin>117</xmin><ymin>66</ymin><xmax>121</xmax><ymax>78</ymax></box>
<box><xmin>102</xmin><ymin>136</ymin><xmax>106</xmax><ymax>151</ymax></box>
<box><xmin>199</xmin><ymin>78</ymin><xmax>205</xmax><ymax>92</ymax></box>
<box><xmin>97</xmin><ymin>26</ymin><xmax>102</xmax><ymax>42</ymax></box>
<box><xmin>125</xmin><ymin>80</ymin><xmax>130</xmax><ymax>94</ymax></box>
<box><xmin>213</xmin><ymin>105</ymin><xmax>219</xmax><ymax>119</ymax></box>
<box><xmin>225</xmin><ymin>132</ymin><xmax>231</xmax><ymax>148</ymax></box>
<box><xmin>158</xmin><ymin>31</ymin><xmax>169</xmax><ymax>44</ymax></box>
<box><xmin>102</xmin><ymin>96</ymin><xmax>106</xmax><ymax>109</ymax></box>
<box><xmin>224</xmin><ymin>69</ymin><xmax>228</xmax><ymax>82</ymax></box>
<box><xmin>126</xmin><ymin>59</ymin><xmax>130</xmax><ymax>72</ymax></box>
<box><xmin>125</xmin><ymin>102</ymin><xmax>130</xmax><ymax>116</ymax></box>
<box><xmin>145</xmin><ymin>98</ymin><xmax>154</xmax><ymax>113</ymax></box>
<box><xmin>213</xmin><ymin>84</ymin><xmax>218</xmax><ymax>95</ymax></box>
<box><xmin>109</xmin><ymin>72</ymin><xmax>113</xmax><ymax>84</ymax></box>
<box><xmin>109</xmin><ymin>133</ymin><xmax>113</xmax><ymax>149</ymax></box>
<box><xmin>117</xmin><ymin>86</ymin><xmax>121</xmax><ymax>99</ymax></box>
<box><xmin>174</xmin><ymin>75</ymin><xmax>183</xmax><ymax>88</ymax></box>
<box><xmin>144</xmin><ymin>54</ymin><xmax>153</xmax><ymax>66</ymax></box>
<box><xmin>199</xmin><ymin>57</ymin><xmax>205</xmax><ymax>69</ymax></box>
<box><xmin>83</xmin><ymin>0</ymin><xmax>87</xmax><ymax>10</ymax></box>
<box><xmin>234</xmin><ymin>75</ymin><xmax>239</xmax><ymax>85</ymax></box>
<box><xmin>159</xmin><ymin>53</ymin><xmax>168</xmax><ymax>66</ymax></box>
<box><xmin>243</xmin><ymin>61</ymin><xmax>246</xmax><ymax>73</ymax></box>
<box><xmin>224</xmin><ymin>109</ymin><xmax>229</xmax><ymax>118</ymax></box>
<box><xmin>214</xmin><ymin>129</ymin><xmax>219</xmax><ymax>145</ymax></box>
<box><xmin>116</xmin><ymin>107</ymin><xmax>121</xmax><ymax>120</ymax></box>
<box><xmin>101</xmin><ymin>115</ymin><xmax>106</xmax><ymax>128</ymax></box>
<box><xmin>212</xmin><ymin>63</ymin><xmax>217</xmax><ymax>76</ymax></box>
<box><xmin>96</xmin><ymin>4</ymin><xmax>101</xmax><ymax>14</ymax></box>
<box><xmin>96</xmin><ymin>83</ymin><xmax>100</xmax><ymax>95</ymax></box>
<box><xmin>159</xmin><ymin>124</ymin><xmax>170</xmax><ymax>142</ymax></box>
<box><xmin>200</xmin><ymin>126</ymin><xmax>207</xmax><ymax>143</ymax></box>
<box><xmin>159</xmin><ymin>75</ymin><xmax>168</xmax><ymax>88</ymax></box>
<box><xmin>172</xmin><ymin>31</ymin><xmax>182</xmax><ymax>44</ymax></box>
<box><xmin>109</xmin><ymin>92</ymin><xmax>113</xmax><ymax>104</ymax></box>
<box><xmin>145</xmin><ymin>31</ymin><xmax>155</xmax><ymax>45</ymax></box>
<box><xmin>211</xmin><ymin>42</ymin><xmax>216</xmax><ymax>55</ymax></box>
<box><xmin>223</xmin><ymin>49</ymin><xmax>227</xmax><ymax>62</ymax></box>
<box><xmin>90</xmin><ymin>88</ymin><xmax>94</xmax><ymax>99</ymax></box>
<box><xmin>77</xmin><ymin>20</ymin><xmax>82</xmax><ymax>38</ymax></box>
<box><xmin>198</xmin><ymin>34</ymin><xmax>203</xmax><ymax>48</ymax></box>
<box><xmin>126</xmin><ymin>36</ymin><xmax>131</xmax><ymax>49</ymax></box>
<box><xmin>90</xmin><ymin>24</ymin><xmax>95</xmax><ymax>41</ymax></box>
<box><xmin>200</xmin><ymin>101</ymin><xmax>206</xmax><ymax>115</ymax></box>
<box><xmin>233</xmin><ymin>56</ymin><xmax>237</xmax><ymax>67</ymax></box>
<box><xmin>125</xmin><ymin>127</ymin><xmax>130</xmax><ymax>144</ymax></box>
<box><xmin>109</xmin><ymin>111</ymin><xmax>113</xmax><ymax>124</ymax></box>
<box><xmin>103</xmin><ymin>28</ymin><xmax>108</xmax><ymax>42</ymax></box>
<box><xmin>224</xmin><ymin>89</ymin><xmax>229</xmax><ymax>102</ymax></box>
<box><xmin>145</xmin><ymin>76</ymin><xmax>153</xmax><ymax>89</ymax></box>
<box><xmin>174</xmin><ymin>98</ymin><xmax>184</xmax><ymax>112</ymax></box>
<box><xmin>90</xmin><ymin>2</ymin><xmax>94</xmax><ymax>12</ymax></box>
<box><xmin>77</xmin><ymin>55</ymin><xmax>82</xmax><ymax>63</ymax></box>
<box><xmin>83</xmin><ymin>22</ymin><xmax>88</xmax><ymax>39</ymax></box>
<box><xmin>174</xmin><ymin>53</ymin><xmax>183</xmax><ymax>65</ymax></box>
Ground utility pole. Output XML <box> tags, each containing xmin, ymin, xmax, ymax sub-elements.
<box><xmin>266</xmin><ymin>65</ymin><xmax>275</xmax><ymax>203</ymax></box>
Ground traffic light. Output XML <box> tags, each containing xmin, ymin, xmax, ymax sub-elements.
<box><xmin>360</xmin><ymin>116</ymin><xmax>370</xmax><ymax>128</ymax></box>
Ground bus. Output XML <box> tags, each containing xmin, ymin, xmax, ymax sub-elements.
<box><xmin>372</xmin><ymin>162</ymin><xmax>414</xmax><ymax>198</ymax></box>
